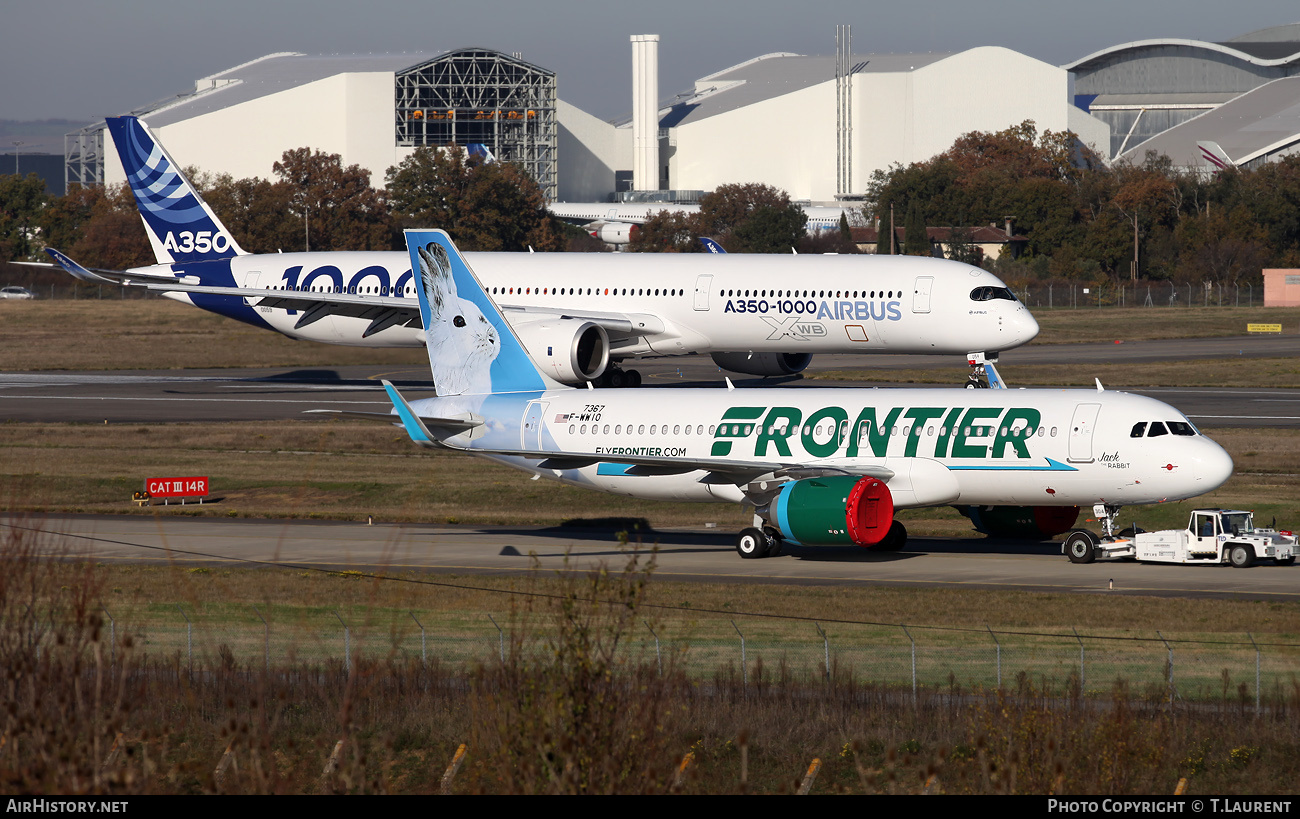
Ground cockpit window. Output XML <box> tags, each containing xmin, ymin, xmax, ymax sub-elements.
<box><xmin>1147</xmin><ymin>422</ymin><xmax>1169</xmax><ymax>438</ymax></box>
<box><xmin>969</xmin><ymin>286</ymin><xmax>1017</xmax><ymax>302</ymax></box>
<box><xmin>1167</xmin><ymin>421</ymin><xmax>1195</xmax><ymax>436</ymax></box>
<box><xmin>1130</xmin><ymin>422</ymin><xmax>1147</xmax><ymax>438</ymax></box>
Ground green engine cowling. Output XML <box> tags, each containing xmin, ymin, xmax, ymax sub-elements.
<box><xmin>770</xmin><ymin>476</ymin><xmax>894</xmax><ymax>546</ymax></box>
<box><xmin>958</xmin><ymin>505</ymin><xmax>1080</xmax><ymax>539</ymax></box>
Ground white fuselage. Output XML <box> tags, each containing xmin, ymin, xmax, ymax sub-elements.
<box><xmin>412</xmin><ymin>386</ymin><xmax>1233</xmax><ymax>507</ymax></box>
<box><xmin>147</xmin><ymin>251</ymin><xmax>1037</xmax><ymax>358</ymax></box>
<box><xmin>547</xmin><ymin>202</ymin><xmax>853</xmax><ymax>238</ymax></box>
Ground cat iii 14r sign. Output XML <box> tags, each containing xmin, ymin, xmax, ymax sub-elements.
<box><xmin>144</xmin><ymin>476</ymin><xmax>209</xmax><ymax>502</ymax></box>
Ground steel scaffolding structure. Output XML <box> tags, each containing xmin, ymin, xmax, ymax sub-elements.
<box><xmin>395</xmin><ymin>49</ymin><xmax>557</xmax><ymax>201</ymax></box>
<box><xmin>64</xmin><ymin>124</ymin><xmax>104</xmax><ymax>191</ymax></box>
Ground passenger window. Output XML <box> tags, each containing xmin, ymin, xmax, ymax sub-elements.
<box><xmin>638</xmin><ymin>425</ymin><xmax>645</xmax><ymax>434</ymax></box>
<box><xmin>615</xmin><ymin>425</ymin><xmax>621</xmax><ymax>434</ymax></box>
<box><xmin>697</xmin><ymin>425</ymin><xmax>704</xmax><ymax>436</ymax></box>
<box><xmin>1147</xmin><ymin>422</ymin><xmax>1169</xmax><ymax>438</ymax></box>
<box><xmin>569</xmin><ymin>425</ymin><xmax>575</xmax><ymax>434</ymax></box>
<box><xmin>603</xmin><ymin>425</ymin><xmax>610</xmax><ymax>434</ymax></box>
<box><xmin>708</xmin><ymin>425</ymin><xmax>715</xmax><ymax>436</ymax></box>
<box><xmin>1130</xmin><ymin>422</ymin><xmax>1147</xmax><ymax>438</ymax></box>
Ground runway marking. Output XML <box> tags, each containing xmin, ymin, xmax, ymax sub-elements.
<box><xmin>1189</xmin><ymin>414</ymin><xmax>1300</xmax><ymax>420</ymax></box>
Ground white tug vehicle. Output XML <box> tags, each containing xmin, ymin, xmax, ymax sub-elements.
<box><xmin>1065</xmin><ymin>507</ymin><xmax>1297</xmax><ymax>568</ymax></box>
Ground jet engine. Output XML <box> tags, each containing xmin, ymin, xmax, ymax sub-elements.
<box><xmin>591</xmin><ymin>223</ymin><xmax>637</xmax><ymax>245</ymax></box>
<box><xmin>711</xmin><ymin>352</ymin><xmax>813</xmax><ymax>377</ymax></box>
<box><xmin>957</xmin><ymin>505</ymin><xmax>1081</xmax><ymax>539</ymax></box>
<box><xmin>511</xmin><ymin>318</ymin><xmax>609</xmax><ymax>385</ymax></box>
<box><xmin>766</xmin><ymin>476</ymin><xmax>895</xmax><ymax>547</ymax></box>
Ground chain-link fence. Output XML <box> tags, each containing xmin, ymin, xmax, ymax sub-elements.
<box><xmin>88</xmin><ymin>605</ymin><xmax>1300</xmax><ymax>711</ymax></box>
<box><xmin>1016</xmin><ymin>281</ymin><xmax>1263</xmax><ymax>310</ymax></box>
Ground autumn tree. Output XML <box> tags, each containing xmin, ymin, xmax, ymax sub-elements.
<box><xmin>902</xmin><ymin>200</ymin><xmax>929</xmax><ymax>255</ymax></box>
<box><xmin>67</xmin><ymin>183</ymin><xmax>153</xmax><ymax>269</ymax></box>
<box><xmin>385</xmin><ymin>145</ymin><xmax>564</xmax><ymax>252</ymax></box>
<box><xmin>37</xmin><ymin>184</ymin><xmax>103</xmax><ymax>255</ymax></box>
<box><xmin>197</xmin><ymin>172</ymin><xmax>300</xmax><ymax>254</ymax></box>
<box><xmin>627</xmin><ymin>209</ymin><xmax>698</xmax><ymax>252</ymax></box>
<box><xmin>0</xmin><ymin>173</ymin><xmax>47</xmax><ymax>261</ymax></box>
<box><xmin>274</xmin><ymin>148</ymin><xmax>390</xmax><ymax>252</ymax></box>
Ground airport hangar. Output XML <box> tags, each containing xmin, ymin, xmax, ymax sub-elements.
<box><xmin>70</xmin><ymin>43</ymin><xmax>1107</xmax><ymax>209</ymax></box>
<box><xmin>1067</xmin><ymin>23</ymin><xmax>1300</xmax><ymax>173</ymax></box>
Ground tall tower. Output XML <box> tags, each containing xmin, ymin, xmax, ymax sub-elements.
<box><xmin>631</xmin><ymin>34</ymin><xmax>660</xmax><ymax>192</ymax></box>
<box><xmin>835</xmin><ymin>24</ymin><xmax>852</xmax><ymax>198</ymax></box>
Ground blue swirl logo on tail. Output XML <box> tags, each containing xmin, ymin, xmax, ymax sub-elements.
<box><xmin>105</xmin><ymin>116</ymin><xmax>244</xmax><ymax>264</ymax></box>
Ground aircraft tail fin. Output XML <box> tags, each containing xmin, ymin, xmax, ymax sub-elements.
<box><xmin>466</xmin><ymin>143</ymin><xmax>496</xmax><ymax>163</ymax></box>
<box><xmin>405</xmin><ymin>229</ymin><xmax>566</xmax><ymax>397</ymax></box>
<box><xmin>699</xmin><ymin>237</ymin><xmax>726</xmax><ymax>253</ymax></box>
<box><xmin>104</xmin><ymin>116</ymin><xmax>246</xmax><ymax>265</ymax></box>
<box><xmin>1197</xmin><ymin>141</ymin><xmax>1236</xmax><ymax>171</ymax></box>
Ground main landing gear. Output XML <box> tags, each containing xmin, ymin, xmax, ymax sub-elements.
<box><xmin>733</xmin><ymin>519</ymin><xmax>909</xmax><ymax>558</ymax></box>
<box><xmin>592</xmin><ymin>365</ymin><xmax>642</xmax><ymax>388</ymax></box>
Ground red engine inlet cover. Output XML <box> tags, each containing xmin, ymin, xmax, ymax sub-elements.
<box><xmin>845</xmin><ymin>477</ymin><xmax>894</xmax><ymax>546</ymax></box>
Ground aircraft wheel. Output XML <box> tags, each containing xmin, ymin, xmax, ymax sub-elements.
<box><xmin>876</xmin><ymin>520</ymin><xmax>908</xmax><ymax>551</ymax></box>
<box><xmin>737</xmin><ymin>528</ymin><xmax>769</xmax><ymax>559</ymax></box>
<box><xmin>1229</xmin><ymin>544</ymin><xmax>1256</xmax><ymax>568</ymax></box>
<box><xmin>608</xmin><ymin>369</ymin><xmax>626</xmax><ymax>388</ymax></box>
<box><xmin>1065</xmin><ymin>529</ymin><xmax>1099</xmax><ymax>564</ymax></box>
<box><xmin>762</xmin><ymin>528</ymin><xmax>783</xmax><ymax>557</ymax></box>
<box><xmin>627</xmin><ymin>369</ymin><xmax>642</xmax><ymax>387</ymax></box>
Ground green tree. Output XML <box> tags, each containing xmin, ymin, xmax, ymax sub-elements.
<box><xmin>274</xmin><ymin>148</ymin><xmax>390</xmax><ymax>252</ymax></box>
<box><xmin>197</xmin><ymin>172</ymin><xmax>300</xmax><ymax>254</ymax></box>
<box><xmin>67</xmin><ymin>183</ymin><xmax>153</xmax><ymax>269</ymax></box>
<box><xmin>385</xmin><ymin>145</ymin><xmax>563</xmax><ymax>252</ymax></box>
<box><xmin>729</xmin><ymin>202</ymin><xmax>807</xmax><ymax>253</ymax></box>
<box><xmin>0</xmin><ymin>173</ymin><xmax>47</xmax><ymax>261</ymax></box>
<box><xmin>627</xmin><ymin>209</ymin><xmax>698</xmax><ymax>252</ymax></box>
<box><xmin>37</xmin><ymin>184</ymin><xmax>103</xmax><ymax>256</ymax></box>
<box><xmin>902</xmin><ymin>200</ymin><xmax>929</xmax><ymax>255</ymax></box>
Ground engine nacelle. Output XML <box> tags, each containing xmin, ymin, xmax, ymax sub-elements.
<box><xmin>768</xmin><ymin>476</ymin><xmax>894</xmax><ymax>546</ymax></box>
<box><xmin>957</xmin><ymin>505</ymin><xmax>1081</xmax><ymax>539</ymax></box>
<box><xmin>710</xmin><ymin>351</ymin><xmax>814</xmax><ymax>377</ymax></box>
<box><xmin>511</xmin><ymin>318</ymin><xmax>609</xmax><ymax>385</ymax></box>
<box><xmin>591</xmin><ymin>222</ymin><xmax>637</xmax><ymax>245</ymax></box>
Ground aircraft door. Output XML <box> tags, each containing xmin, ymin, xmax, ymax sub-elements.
<box><xmin>522</xmin><ymin>401</ymin><xmax>548</xmax><ymax>451</ymax></box>
<box><xmin>243</xmin><ymin>272</ymin><xmax>261</xmax><ymax>305</ymax></box>
<box><xmin>912</xmin><ymin>276</ymin><xmax>933</xmax><ymax>313</ymax></box>
<box><xmin>1068</xmin><ymin>403</ymin><xmax>1101</xmax><ymax>463</ymax></box>
<box><xmin>694</xmin><ymin>274</ymin><xmax>714</xmax><ymax>311</ymax></box>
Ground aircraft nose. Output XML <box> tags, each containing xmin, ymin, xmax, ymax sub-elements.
<box><xmin>1009</xmin><ymin>307</ymin><xmax>1040</xmax><ymax>347</ymax></box>
<box><xmin>1192</xmin><ymin>436</ymin><xmax>1234</xmax><ymax>492</ymax></box>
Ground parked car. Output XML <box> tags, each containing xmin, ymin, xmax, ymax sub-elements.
<box><xmin>0</xmin><ymin>286</ymin><xmax>34</xmax><ymax>300</ymax></box>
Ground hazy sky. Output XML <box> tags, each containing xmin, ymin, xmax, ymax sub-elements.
<box><xmin>2</xmin><ymin>1</ymin><xmax>1296</xmax><ymax>124</ymax></box>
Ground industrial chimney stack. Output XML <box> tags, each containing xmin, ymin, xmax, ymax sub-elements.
<box><xmin>631</xmin><ymin>34</ymin><xmax>660</xmax><ymax>192</ymax></box>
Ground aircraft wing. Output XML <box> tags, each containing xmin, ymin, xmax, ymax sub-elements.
<box><xmin>499</xmin><ymin>305</ymin><xmax>666</xmax><ymax>336</ymax></box>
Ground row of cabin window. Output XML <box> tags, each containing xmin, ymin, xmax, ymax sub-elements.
<box><xmin>491</xmin><ymin>286</ymin><xmax>685</xmax><ymax>297</ymax></box>
<box><xmin>722</xmin><ymin>289</ymin><xmax>897</xmax><ymax>299</ymax></box>
<box><xmin>568</xmin><ymin>422</ymin><xmax>1060</xmax><ymax>439</ymax></box>
<box><xmin>1130</xmin><ymin>421</ymin><xmax>1196</xmax><ymax>438</ymax></box>
<box><xmin>274</xmin><ymin>284</ymin><xmax>409</xmax><ymax>295</ymax></box>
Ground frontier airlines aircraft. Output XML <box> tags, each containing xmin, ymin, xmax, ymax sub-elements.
<box><xmin>333</xmin><ymin>229</ymin><xmax>1233</xmax><ymax>558</ymax></box>
<box><xmin>51</xmin><ymin>116</ymin><xmax>1037</xmax><ymax>387</ymax></box>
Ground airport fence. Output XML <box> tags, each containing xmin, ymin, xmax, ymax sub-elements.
<box><xmin>81</xmin><ymin>605</ymin><xmax>1300</xmax><ymax>711</ymax></box>
<box><xmin>1016</xmin><ymin>281</ymin><xmax>1263</xmax><ymax>310</ymax></box>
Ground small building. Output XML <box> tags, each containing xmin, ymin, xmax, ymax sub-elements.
<box><xmin>851</xmin><ymin>223</ymin><xmax>1026</xmax><ymax>261</ymax></box>
<box><xmin>1263</xmin><ymin>269</ymin><xmax>1300</xmax><ymax>306</ymax></box>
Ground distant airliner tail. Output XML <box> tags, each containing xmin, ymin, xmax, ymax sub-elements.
<box><xmin>466</xmin><ymin>143</ymin><xmax>496</xmax><ymax>163</ymax></box>
<box><xmin>104</xmin><ymin>116</ymin><xmax>246</xmax><ymax>265</ymax></box>
<box><xmin>404</xmin><ymin>228</ymin><xmax>565</xmax><ymax>396</ymax></box>
<box><xmin>1197</xmin><ymin>141</ymin><xmax>1235</xmax><ymax>172</ymax></box>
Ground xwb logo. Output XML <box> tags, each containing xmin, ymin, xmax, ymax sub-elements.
<box><xmin>761</xmin><ymin>316</ymin><xmax>827</xmax><ymax>341</ymax></box>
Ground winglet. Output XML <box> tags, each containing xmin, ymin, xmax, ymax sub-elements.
<box><xmin>44</xmin><ymin>248</ymin><xmax>112</xmax><ymax>283</ymax></box>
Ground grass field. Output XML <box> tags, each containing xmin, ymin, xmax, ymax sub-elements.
<box><xmin>2</xmin><ymin>420</ymin><xmax>1298</xmax><ymax>536</ymax></box>
<box><xmin>1</xmin><ymin>298</ymin><xmax>1298</xmax><ymax>372</ymax></box>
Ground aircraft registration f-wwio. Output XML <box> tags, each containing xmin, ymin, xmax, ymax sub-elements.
<box><xmin>343</xmin><ymin>228</ymin><xmax>1234</xmax><ymax>558</ymax></box>
<box><xmin>52</xmin><ymin>116</ymin><xmax>1038</xmax><ymax>388</ymax></box>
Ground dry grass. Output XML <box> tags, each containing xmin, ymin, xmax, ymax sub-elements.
<box><xmin>2</xmin><ymin>300</ymin><xmax>1300</xmax><ymax>372</ymax></box>
<box><xmin>1031</xmin><ymin>305</ymin><xmax>1300</xmax><ymax>344</ymax></box>
<box><xmin>0</xmin><ymin>299</ymin><xmax>424</xmax><ymax>371</ymax></box>
<box><xmin>3</xmin><ymin>420</ymin><xmax>1299</xmax><ymax>537</ymax></box>
<box><xmin>3</xmin><ymin>528</ymin><xmax>1299</xmax><ymax>795</ymax></box>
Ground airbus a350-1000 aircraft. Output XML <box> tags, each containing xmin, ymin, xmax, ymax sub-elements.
<box><xmin>328</xmin><ymin>229</ymin><xmax>1234</xmax><ymax>559</ymax></box>
<box><xmin>51</xmin><ymin>116</ymin><xmax>1038</xmax><ymax>387</ymax></box>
